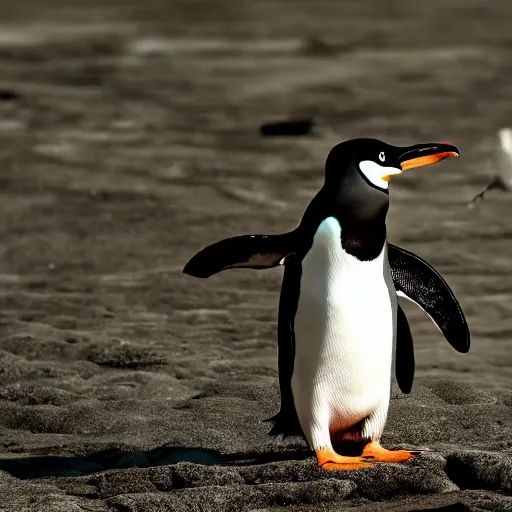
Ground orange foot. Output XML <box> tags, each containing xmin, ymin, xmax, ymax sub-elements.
<box><xmin>316</xmin><ymin>449</ymin><xmax>373</xmax><ymax>471</ymax></box>
<box><xmin>361</xmin><ymin>441</ymin><xmax>421</xmax><ymax>463</ymax></box>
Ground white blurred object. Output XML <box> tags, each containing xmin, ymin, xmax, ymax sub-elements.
<box><xmin>496</xmin><ymin>128</ymin><xmax>512</xmax><ymax>189</ymax></box>
<box><xmin>468</xmin><ymin>128</ymin><xmax>512</xmax><ymax>206</ymax></box>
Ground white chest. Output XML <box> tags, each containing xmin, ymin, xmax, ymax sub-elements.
<box><xmin>292</xmin><ymin>217</ymin><xmax>396</xmax><ymax>429</ymax></box>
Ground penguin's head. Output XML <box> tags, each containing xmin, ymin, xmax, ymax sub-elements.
<box><xmin>326</xmin><ymin>138</ymin><xmax>460</xmax><ymax>191</ymax></box>
<box><xmin>324</xmin><ymin>138</ymin><xmax>459</xmax><ymax>221</ymax></box>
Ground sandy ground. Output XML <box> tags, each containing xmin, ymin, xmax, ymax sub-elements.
<box><xmin>0</xmin><ymin>0</ymin><xmax>511</xmax><ymax>510</ymax></box>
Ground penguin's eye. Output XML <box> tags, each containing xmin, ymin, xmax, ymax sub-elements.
<box><xmin>379</xmin><ymin>151</ymin><xmax>385</xmax><ymax>162</ymax></box>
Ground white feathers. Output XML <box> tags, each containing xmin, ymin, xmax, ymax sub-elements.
<box><xmin>359</xmin><ymin>160</ymin><xmax>402</xmax><ymax>190</ymax></box>
<box><xmin>292</xmin><ymin>217</ymin><xmax>396</xmax><ymax>450</ymax></box>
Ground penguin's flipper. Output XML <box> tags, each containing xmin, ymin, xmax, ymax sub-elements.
<box><xmin>395</xmin><ymin>304</ymin><xmax>415</xmax><ymax>394</ymax></box>
<box><xmin>388</xmin><ymin>244</ymin><xmax>470</xmax><ymax>353</ymax></box>
<box><xmin>183</xmin><ymin>232</ymin><xmax>297</xmax><ymax>278</ymax></box>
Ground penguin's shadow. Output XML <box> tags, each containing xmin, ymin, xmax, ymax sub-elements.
<box><xmin>0</xmin><ymin>445</ymin><xmax>313</xmax><ymax>480</ymax></box>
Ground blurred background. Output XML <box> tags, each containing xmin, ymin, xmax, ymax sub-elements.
<box><xmin>0</xmin><ymin>0</ymin><xmax>511</xmax><ymax>507</ymax></box>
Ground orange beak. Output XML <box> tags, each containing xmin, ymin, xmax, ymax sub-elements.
<box><xmin>399</xmin><ymin>142</ymin><xmax>460</xmax><ymax>172</ymax></box>
<box><xmin>401</xmin><ymin>151</ymin><xmax>459</xmax><ymax>171</ymax></box>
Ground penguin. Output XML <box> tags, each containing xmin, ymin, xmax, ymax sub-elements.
<box><xmin>183</xmin><ymin>138</ymin><xmax>470</xmax><ymax>470</ymax></box>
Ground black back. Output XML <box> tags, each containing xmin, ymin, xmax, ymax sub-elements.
<box><xmin>265</xmin><ymin>261</ymin><xmax>304</xmax><ymax>437</ymax></box>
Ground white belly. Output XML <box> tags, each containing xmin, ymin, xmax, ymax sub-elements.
<box><xmin>292</xmin><ymin>217</ymin><xmax>396</xmax><ymax>443</ymax></box>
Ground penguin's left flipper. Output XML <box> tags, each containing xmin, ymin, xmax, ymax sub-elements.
<box><xmin>395</xmin><ymin>304</ymin><xmax>415</xmax><ymax>394</ymax></box>
<box><xmin>388</xmin><ymin>244</ymin><xmax>470</xmax><ymax>354</ymax></box>
<box><xmin>183</xmin><ymin>233</ymin><xmax>297</xmax><ymax>278</ymax></box>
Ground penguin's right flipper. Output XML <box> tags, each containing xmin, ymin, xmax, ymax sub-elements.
<box><xmin>183</xmin><ymin>233</ymin><xmax>297</xmax><ymax>278</ymax></box>
<box><xmin>388</xmin><ymin>244</ymin><xmax>470</xmax><ymax>353</ymax></box>
<box><xmin>395</xmin><ymin>304</ymin><xmax>415</xmax><ymax>394</ymax></box>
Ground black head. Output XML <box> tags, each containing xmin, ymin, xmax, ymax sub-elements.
<box><xmin>306</xmin><ymin>138</ymin><xmax>460</xmax><ymax>259</ymax></box>
<box><xmin>323</xmin><ymin>138</ymin><xmax>459</xmax><ymax>222</ymax></box>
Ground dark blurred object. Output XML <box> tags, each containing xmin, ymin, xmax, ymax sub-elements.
<box><xmin>301</xmin><ymin>37</ymin><xmax>338</xmax><ymax>56</ymax></box>
<box><xmin>468</xmin><ymin>176</ymin><xmax>509</xmax><ymax>206</ymax></box>
<box><xmin>0</xmin><ymin>89</ymin><xmax>19</xmax><ymax>101</ymax></box>
<box><xmin>260</xmin><ymin>117</ymin><xmax>314</xmax><ymax>137</ymax></box>
<box><xmin>468</xmin><ymin>128</ymin><xmax>512</xmax><ymax>207</ymax></box>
